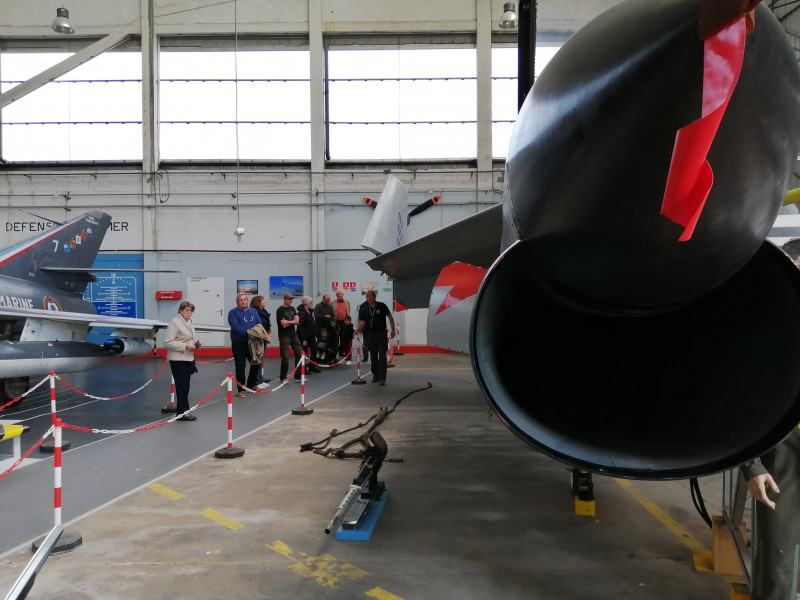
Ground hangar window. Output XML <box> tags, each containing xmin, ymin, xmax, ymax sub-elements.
<box><xmin>0</xmin><ymin>49</ymin><xmax>142</xmax><ymax>162</ymax></box>
<box><xmin>159</xmin><ymin>44</ymin><xmax>311</xmax><ymax>161</ymax></box>
<box><xmin>491</xmin><ymin>45</ymin><xmax>561</xmax><ymax>159</ymax></box>
<box><xmin>326</xmin><ymin>47</ymin><xmax>477</xmax><ymax>161</ymax></box>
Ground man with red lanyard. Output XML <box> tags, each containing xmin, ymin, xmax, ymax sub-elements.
<box><xmin>356</xmin><ymin>290</ymin><xmax>395</xmax><ymax>385</ymax></box>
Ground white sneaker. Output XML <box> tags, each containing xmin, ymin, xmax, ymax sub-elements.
<box><xmin>346</xmin><ymin>361</ymin><xmax>352</xmax><ymax>366</ymax></box>
<box><xmin>256</xmin><ymin>382</ymin><xmax>270</xmax><ymax>390</ymax></box>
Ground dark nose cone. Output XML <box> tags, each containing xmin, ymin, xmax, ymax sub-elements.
<box><xmin>504</xmin><ymin>0</ymin><xmax>800</xmax><ymax>315</ymax></box>
<box><xmin>472</xmin><ymin>0</ymin><xmax>800</xmax><ymax>479</ymax></box>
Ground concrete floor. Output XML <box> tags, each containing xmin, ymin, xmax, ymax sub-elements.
<box><xmin>0</xmin><ymin>353</ymin><xmax>735</xmax><ymax>600</ymax></box>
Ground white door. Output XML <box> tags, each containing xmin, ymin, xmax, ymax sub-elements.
<box><xmin>187</xmin><ymin>277</ymin><xmax>226</xmax><ymax>347</ymax></box>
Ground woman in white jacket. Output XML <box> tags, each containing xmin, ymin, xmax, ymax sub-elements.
<box><xmin>164</xmin><ymin>300</ymin><xmax>200</xmax><ymax>421</ymax></box>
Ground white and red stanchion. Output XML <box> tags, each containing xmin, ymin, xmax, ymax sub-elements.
<box><xmin>215</xmin><ymin>373</ymin><xmax>244</xmax><ymax>458</ymax></box>
<box><xmin>40</xmin><ymin>371</ymin><xmax>70</xmax><ymax>452</ymax></box>
<box><xmin>292</xmin><ymin>354</ymin><xmax>314</xmax><ymax>415</ymax></box>
<box><xmin>162</xmin><ymin>374</ymin><xmax>177</xmax><ymax>413</ymax></box>
<box><xmin>394</xmin><ymin>323</ymin><xmax>404</xmax><ymax>356</ymax></box>
<box><xmin>53</xmin><ymin>419</ymin><xmax>63</xmax><ymax>527</ymax></box>
<box><xmin>351</xmin><ymin>335</ymin><xmax>367</xmax><ymax>385</ymax></box>
<box><xmin>33</xmin><ymin>418</ymin><xmax>82</xmax><ymax>553</ymax></box>
<box><xmin>386</xmin><ymin>328</ymin><xmax>395</xmax><ymax>369</ymax></box>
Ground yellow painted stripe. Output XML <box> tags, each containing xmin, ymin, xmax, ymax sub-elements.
<box><xmin>366</xmin><ymin>587</ymin><xmax>406</xmax><ymax>600</ymax></box>
<box><xmin>147</xmin><ymin>483</ymin><xmax>185</xmax><ymax>500</ymax></box>
<box><xmin>267</xmin><ymin>540</ymin><xmax>294</xmax><ymax>559</ymax></box>
<box><xmin>615</xmin><ymin>478</ymin><xmax>707</xmax><ymax>555</ymax></box>
<box><xmin>0</xmin><ymin>424</ymin><xmax>24</xmax><ymax>440</ymax></box>
<box><xmin>202</xmin><ymin>508</ymin><xmax>245</xmax><ymax>530</ymax></box>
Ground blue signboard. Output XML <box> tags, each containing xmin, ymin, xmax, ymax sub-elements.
<box><xmin>83</xmin><ymin>254</ymin><xmax>144</xmax><ymax>344</ymax></box>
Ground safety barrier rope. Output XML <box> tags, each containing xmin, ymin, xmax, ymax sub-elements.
<box><xmin>232</xmin><ymin>356</ymin><xmax>307</xmax><ymax>394</ymax></box>
<box><xmin>61</xmin><ymin>378</ymin><xmax>228</xmax><ymax>435</ymax></box>
<box><xmin>0</xmin><ymin>337</ymin><xmax>393</xmax><ymax>480</ymax></box>
<box><xmin>0</xmin><ymin>425</ymin><xmax>55</xmax><ymax>482</ymax></box>
<box><xmin>196</xmin><ymin>356</ymin><xmax>235</xmax><ymax>365</ymax></box>
<box><xmin>0</xmin><ymin>373</ymin><xmax>52</xmax><ymax>411</ymax></box>
<box><xmin>54</xmin><ymin>358</ymin><xmax>170</xmax><ymax>401</ymax></box>
<box><xmin>306</xmin><ymin>349</ymin><xmax>351</xmax><ymax>370</ymax></box>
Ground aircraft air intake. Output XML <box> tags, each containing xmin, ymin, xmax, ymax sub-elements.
<box><xmin>470</xmin><ymin>0</ymin><xmax>800</xmax><ymax>479</ymax></box>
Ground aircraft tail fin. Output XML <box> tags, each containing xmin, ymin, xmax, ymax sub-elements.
<box><xmin>361</xmin><ymin>175</ymin><xmax>409</xmax><ymax>255</ymax></box>
<box><xmin>0</xmin><ymin>211</ymin><xmax>112</xmax><ymax>294</ymax></box>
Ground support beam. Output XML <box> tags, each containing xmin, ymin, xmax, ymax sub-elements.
<box><xmin>0</xmin><ymin>33</ymin><xmax>130</xmax><ymax>110</ymax></box>
<box><xmin>518</xmin><ymin>0</ymin><xmax>537</xmax><ymax>110</ymax></box>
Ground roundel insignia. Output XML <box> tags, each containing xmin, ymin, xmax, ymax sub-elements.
<box><xmin>43</xmin><ymin>296</ymin><xmax>62</xmax><ymax>311</ymax></box>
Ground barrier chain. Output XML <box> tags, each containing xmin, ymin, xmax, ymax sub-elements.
<box><xmin>0</xmin><ymin>425</ymin><xmax>54</xmax><ymax>482</ymax></box>
<box><xmin>0</xmin><ymin>373</ymin><xmax>51</xmax><ymax>411</ymax></box>
<box><xmin>55</xmin><ymin>358</ymin><xmax>170</xmax><ymax>401</ymax></box>
<box><xmin>61</xmin><ymin>378</ymin><xmax>228</xmax><ymax>435</ymax></box>
<box><xmin>305</xmin><ymin>349</ymin><xmax>351</xmax><ymax>370</ymax></box>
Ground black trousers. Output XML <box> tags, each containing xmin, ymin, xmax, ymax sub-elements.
<box><xmin>279</xmin><ymin>334</ymin><xmax>303</xmax><ymax>379</ymax></box>
<box><xmin>364</xmin><ymin>331</ymin><xmax>388</xmax><ymax>380</ymax></box>
<box><xmin>169</xmin><ymin>359</ymin><xmax>194</xmax><ymax>415</ymax></box>
<box><xmin>751</xmin><ymin>427</ymin><xmax>800</xmax><ymax>600</ymax></box>
<box><xmin>231</xmin><ymin>340</ymin><xmax>259</xmax><ymax>391</ymax></box>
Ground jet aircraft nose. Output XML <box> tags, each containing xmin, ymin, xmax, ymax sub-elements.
<box><xmin>504</xmin><ymin>0</ymin><xmax>800</xmax><ymax>315</ymax></box>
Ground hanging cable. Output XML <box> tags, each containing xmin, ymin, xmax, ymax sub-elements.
<box><xmin>233</xmin><ymin>0</ymin><xmax>243</xmax><ymax>240</ymax></box>
<box><xmin>690</xmin><ymin>477</ymin><xmax>712</xmax><ymax>528</ymax></box>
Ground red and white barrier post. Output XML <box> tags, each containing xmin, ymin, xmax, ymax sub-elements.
<box><xmin>386</xmin><ymin>328</ymin><xmax>395</xmax><ymax>369</ymax></box>
<box><xmin>162</xmin><ymin>374</ymin><xmax>177</xmax><ymax>413</ymax></box>
<box><xmin>34</xmin><ymin>417</ymin><xmax>82</xmax><ymax>552</ymax></box>
<box><xmin>292</xmin><ymin>354</ymin><xmax>313</xmax><ymax>415</ymax></box>
<box><xmin>40</xmin><ymin>372</ymin><xmax>70</xmax><ymax>452</ymax></box>
<box><xmin>351</xmin><ymin>334</ymin><xmax>367</xmax><ymax>385</ymax></box>
<box><xmin>215</xmin><ymin>373</ymin><xmax>244</xmax><ymax>458</ymax></box>
<box><xmin>53</xmin><ymin>419</ymin><xmax>62</xmax><ymax>527</ymax></box>
<box><xmin>394</xmin><ymin>323</ymin><xmax>404</xmax><ymax>356</ymax></box>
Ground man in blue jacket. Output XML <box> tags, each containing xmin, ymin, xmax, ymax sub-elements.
<box><xmin>228</xmin><ymin>293</ymin><xmax>260</xmax><ymax>397</ymax></box>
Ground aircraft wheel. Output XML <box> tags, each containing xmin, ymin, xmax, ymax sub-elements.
<box><xmin>1</xmin><ymin>377</ymin><xmax>29</xmax><ymax>409</ymax></box>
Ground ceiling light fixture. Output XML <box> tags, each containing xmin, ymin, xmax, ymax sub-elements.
<box><xmin>499</xmin><ymin>3</ymin><xmax>518</xmax><ymax>29</ymax></box>
<box><xmin>52</xmin><ymin>7</ymin><xmax>75</xmax><ymax>35</ymax></box>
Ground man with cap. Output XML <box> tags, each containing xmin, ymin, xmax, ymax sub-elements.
<box><xmin>356</xmin><ymin>289</ymin><xmax>395</xmax><ymax>385</ymax></box>
<box><xmin>275</xmin><ymin>292</ymin><xmax>303</xmax><ymax>381</ymax></box>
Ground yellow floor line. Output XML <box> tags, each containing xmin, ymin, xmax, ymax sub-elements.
<box><xmin>202</xmin><ymin>508</ymin><xmax>245</xmax><ymax>530</ymax></box>
<box><xmin>147</xmin><ymin>483</ymin><xmax>185</xmax><ymax>500</ymax></box>
<box><xmin>615</xmin><ymin>478</ymin><xmax>708</xmax><ymax>555</ymax></box>
<box><xmin>366</xmin><ymin>587</ymin><xmax>406</xmax><ymax>600</ymax></box>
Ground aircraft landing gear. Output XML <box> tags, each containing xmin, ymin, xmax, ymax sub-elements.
<box><xmin>1</xmin><ymin>377</ymin><xmax>30</xmax><ymax>409</ymax></box>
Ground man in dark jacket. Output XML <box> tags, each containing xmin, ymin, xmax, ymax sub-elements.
<box><xmin>356</xmin><ymin>290</ymin><xmax>395</xmax><ymax>385</ymax></box>
<box><xmin>297</xmin><ymin>296</ymin><xmax>322</xmax><ymax>373</ymax></box>
<box><xmin>275</xmin><ymin>292</ymin><xmax>303</xmax><ymax>381</ymax></box>
<box><xmin>314</xmin><ymin>294</ymin><xmax>338</xmax><ymax>356</ymax></box>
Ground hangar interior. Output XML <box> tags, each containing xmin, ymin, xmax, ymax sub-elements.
<box><xmin>1</xmin><ymin>0</ymin><xmax>797</xmax><ymax>346</ymax></box>
<box><xmin>1</xmin><ymin>3</ymin><xmax>800</xmax><ymax>600</ymax></box>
